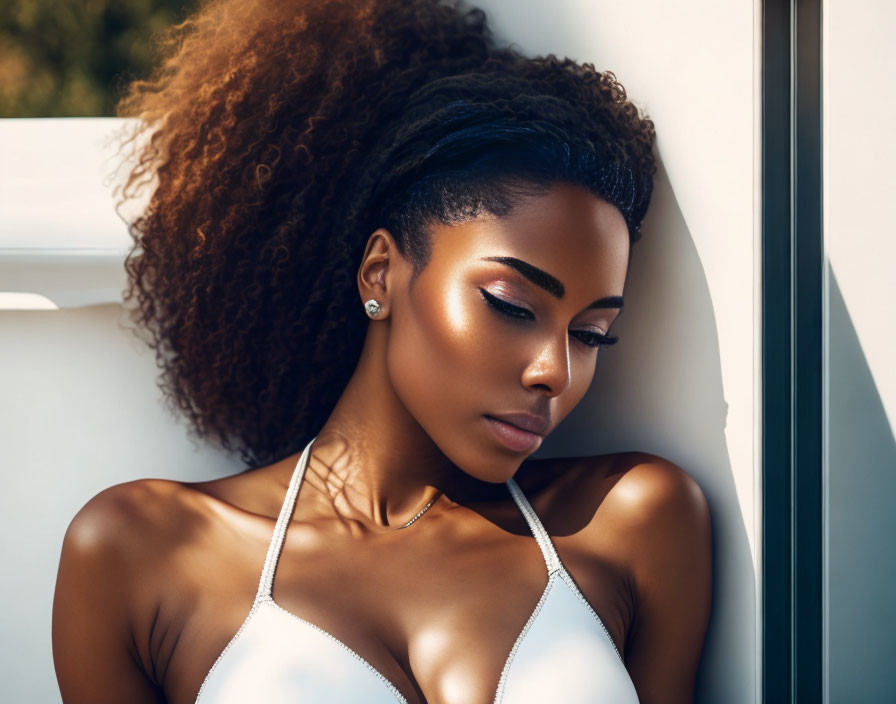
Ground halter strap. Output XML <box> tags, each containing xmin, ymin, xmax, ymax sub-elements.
<box><xmin>505</xmin><ymin>477</ymin><xmax>563</xmax><ymax>575</ymax></box>
<box><xmin>255</xmin><ymin>435</ymin><xmax>317</xmax><ymax>601</ymax></box>
<box><xmin>254</xmin><ymin>438</ymin><xmax>563</xmax><ymax>600</ymax></box>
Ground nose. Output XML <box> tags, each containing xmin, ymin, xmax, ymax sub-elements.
<box><xmin>521</xmin><ymin>330</ymin><xmax>571</xmax><ymax>397</ymax></box>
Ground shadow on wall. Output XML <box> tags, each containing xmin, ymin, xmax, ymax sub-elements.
<box><xmin>827</xmin><ymin>267</ymin><xmax>896</xmax><ymax>704</ymax></box>
<box><xmin>537</xmin><ymin>158</ymin><xmax>755</xmax><ymax>703</ymax></box>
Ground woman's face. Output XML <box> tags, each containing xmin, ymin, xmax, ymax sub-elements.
<box><xmin>385</xmin><ymin>181</ymin><xmax>630</xmax><ymax>483</ymax></box>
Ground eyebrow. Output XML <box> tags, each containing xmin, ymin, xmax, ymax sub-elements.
<box><xmin>480</xmin><ymin>256</ymin><xmax>624</xmax><ymax>310</ymax></box>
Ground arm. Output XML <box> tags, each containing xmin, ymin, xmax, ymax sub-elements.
<box><xmin>52</xmin><ymin>483</ymin><xmax>167</xmax><ymax>704</ymax></box>
<box><xmin>616</xmin><ymin>456</ymin><xmax>713</xmax><ymax>704</ymax></box>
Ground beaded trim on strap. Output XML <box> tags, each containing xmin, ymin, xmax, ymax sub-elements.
<box><xmin>504</xmin><ymin>477</ymin><xmax>562</xmax><ymax>575</ymax></box>
<box><xmin>504</xmin><ymin>477</ymin><xmax>625</xmax><ymax>665</ymax></box>
<box><xmin>255</xmin><ymin>435</ymin><xmax>317</xmax><ymax>602</ymax></box>
<box><xmin>195</xmin><ymin>436</ymin><xmax>318</xmax><ymax>703</ymax></box>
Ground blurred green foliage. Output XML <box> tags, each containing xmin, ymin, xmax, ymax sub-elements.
<box><xmin>0</xmin><ymin>0</ymin><xmax>197</xmax><ymax>117</ymax></box>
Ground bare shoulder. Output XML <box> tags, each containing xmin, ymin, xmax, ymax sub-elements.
<box><xmin>595</xmin><ymin>453</ymin><xmax>713</xmax><ymax>700</ymax></box>
<box><xmin>54</xmin><ymin>478</ymin><xmax>211</xmax><ymax>700</ymax></box>
<box><xmin>63</xmin><ymin>458</ymin><xmax>293</xmax><ymax>572</ymax></box>
<box><xmin>58</xmin><ymin>476</ymin><xmax>224</xmax><ymax>619</ymax></box>
<box><xmin>518</xmin><ymin>450</ymin><xmax>710</xmax><ymax>540</ymax></box>
<box><xmin>63</xmin><ymin>477</ymin><xmax>203</xmax><ymax>564</ymax></box>
<box><xmin>602</xmin><ymin>452</ymin><xmax>711</xmax><ymax>532</ymax></box>
<box><xmin>570</xmin><ymin>451</ymin><xmax>712</xmax><ymax>572</ymax></box>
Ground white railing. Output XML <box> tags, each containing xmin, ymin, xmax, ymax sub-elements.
<box><xmin>0</xmin><ymin>117</ymin><xmax>146</xmax><ymax>308</ymax></box>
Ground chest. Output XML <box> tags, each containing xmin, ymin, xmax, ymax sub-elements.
<box><xmin>160</xmin><ymin>518</ymin><xmax>632</xmax><ymax>704</ymax></box>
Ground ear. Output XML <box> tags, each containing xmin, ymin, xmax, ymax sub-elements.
<box><xmin>357</xmin><ymin>228</ymin><xmax>396</xmax><ymax>319</ymax></box>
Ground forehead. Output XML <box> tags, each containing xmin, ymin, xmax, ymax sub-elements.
<box><xmin>425</xmin><ymin>182</ymin><xmax>630</xmax><ymax>292</ymax></box>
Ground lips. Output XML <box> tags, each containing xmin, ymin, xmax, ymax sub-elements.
<box><xmin>484</xmin><ymin>415</ymin><xmax>546</xmax><ymax>453</ymax></box>
<box><xmin>484</xmin><ymin>412</ymin><xmax>550</xmax><ymax>436</ymax></box>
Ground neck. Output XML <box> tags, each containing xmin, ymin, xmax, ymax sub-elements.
<box><xmin>300</xmin><ymin>327</ymin><xmax>492</xmax><ymax>530</ymax></box>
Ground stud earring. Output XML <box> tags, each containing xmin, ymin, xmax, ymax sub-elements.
<box><xmin>364</xmin><ymin>299</ymin><xmax>382</xmax><ymax>318</ymax></box>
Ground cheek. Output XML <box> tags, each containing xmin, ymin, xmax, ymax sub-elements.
<box><xmin>386</xmin><ymin>283</ymin><xmax>535</xmax><ymax>481</ymax></box>
<box><xmin>386</xmin><ymin>280</ymin><xmax>488</xmax><ymax>422</ymax></box>
<box><xmin>386</xmin><ymin>280</ymin><xmax>600</xmax><ymax>439</ymax></box>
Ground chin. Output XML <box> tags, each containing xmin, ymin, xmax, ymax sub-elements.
<box><xmin>462</xmin><ymin>422</ymin><xmax>536</xmax><ymax>483</ymax></box>
<box><xmin>429</xmin><ymin>416</ymin><xmax>539</xmax><ymax>485</ymax></box>
<box><xmin>468</xmin><ymin>464</ymin><xmax>521</xmax><ymax>485</ymax></box>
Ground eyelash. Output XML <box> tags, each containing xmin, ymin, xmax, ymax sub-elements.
<box><xmin>478</xmin><ymin>288</ymin><xmax>619</xmax><ymax>348</ymax></box>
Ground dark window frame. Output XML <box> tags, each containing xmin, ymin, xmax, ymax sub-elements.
<box><xmin>761</xmin><ymin>0</ymin><xmax>823</xmax><ymax>701</ymax></box>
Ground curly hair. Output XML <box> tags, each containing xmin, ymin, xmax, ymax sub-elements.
<box><xmin>112</xmin><ymin>0</ymin><xmax>657</xmax><ymax>468</ymax></box>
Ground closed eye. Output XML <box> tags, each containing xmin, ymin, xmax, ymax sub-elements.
<box><xmin>478</xmin><ymin>288</ymin><xmax>618</xmax><ymax>348</ymax></box>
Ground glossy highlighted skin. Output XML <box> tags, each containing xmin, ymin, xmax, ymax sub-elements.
<box><xmin>193</xmin><ymin>437</ymin><xmax>640</xmax><ymax>704</ymax></box>
<box><xmin>52</xmin><ymin>1</ymin><xmax>712</xmax><ymax>703</ymax></box>
<box><xmin>375</xmin><ymin>182</ymin><xmax>629</xmax><ymax>485</ymax></box>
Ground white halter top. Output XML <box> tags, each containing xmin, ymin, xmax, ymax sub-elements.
<box><xmin>194</xmin><ymin>437</ymin><xmax>639</xmax><ymax>703</ymax></box>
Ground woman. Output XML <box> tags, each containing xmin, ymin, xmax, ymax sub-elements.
<box><xmin>52</xmin><ymin>0</ymin><xmax>712</xmax><ymax>702</ymax></box>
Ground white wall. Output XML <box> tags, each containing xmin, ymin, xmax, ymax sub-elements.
<box><xmin>823</xmin><ymin>1</ymin><xmax>896</xmax><ymax>701</ymax></box>
<box><xmin>0</xmin><ymin>1</ymin><xmax>760</xmax><ymax>700</ymax></box>
<box><xmin>0</xmin><ymin>119</ymin><xmax>246</xmax><ymax>703</ymax></box>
